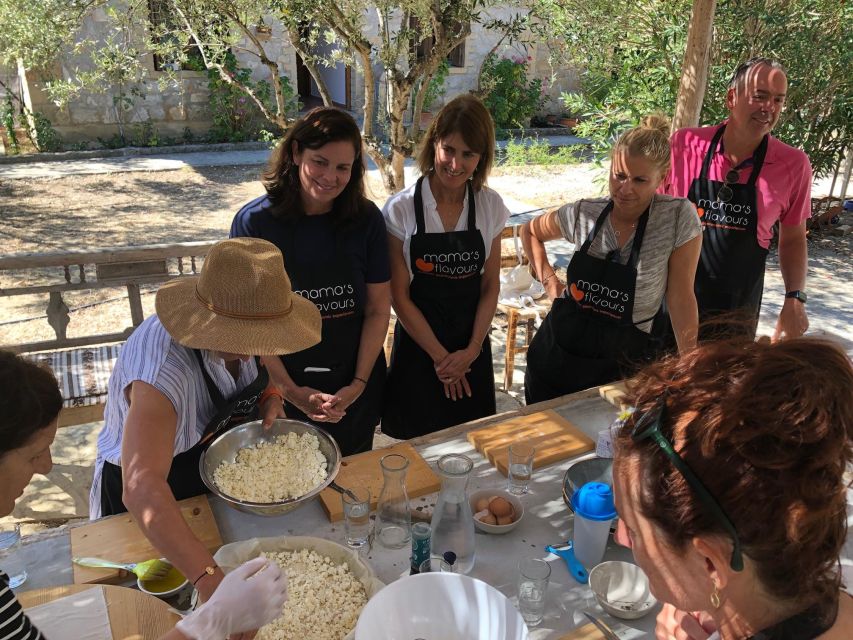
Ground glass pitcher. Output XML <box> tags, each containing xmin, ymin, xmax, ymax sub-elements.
<box><xmin>375</xmin><ymin>453</ymin><xmax>412</xmax><ymax>549</ymax></box>
<box><xmin>430</xmin><ymin>453</ymin><xmax>476</xmax><ymax>574</ymax></box>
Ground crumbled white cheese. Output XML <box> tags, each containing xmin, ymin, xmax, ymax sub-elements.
<box><xmin>213</xmin><ymin>432</ymin><xmax>328</xmax><ymax>502</ymax></box>
<box><xmin>256</xmin><ymin>549</ymin><xmax>368</xmax><ymax>640</ymax></box>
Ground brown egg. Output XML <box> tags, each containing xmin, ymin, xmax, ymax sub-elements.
<box><xmin>475</xmin><ymin>497</ymin><xmax>490</xmax><ymax>512</ymax></box>
<box><xmin>475</xmin><ymin>509</ymin><xmax>497</xmax><ymax>525</ymax></box>
<box><xmin>496</xmin><ymin>514</ymin><xmax>514</xmax><ymax>526</ymax></box>
<box><xmin>488</xmin><ymin>496</ymin><xmax>513</xmax><ymax>518</ymax></box>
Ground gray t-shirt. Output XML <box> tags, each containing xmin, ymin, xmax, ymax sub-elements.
<box><xmin>556</xmin><ymin>194</ymin><xmax>701</xmax><ymax>332</ymax></box>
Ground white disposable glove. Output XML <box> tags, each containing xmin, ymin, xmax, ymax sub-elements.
<box><xmin>175</xmin><ymin>556</ymin><xmax>287</xmax><ymax>639</ymax></box>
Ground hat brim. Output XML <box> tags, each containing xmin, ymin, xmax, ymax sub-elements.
<box><xmin>155</xmin><ymin>277</ymin><xmax>322</xmax><ymax>356</ymax></box>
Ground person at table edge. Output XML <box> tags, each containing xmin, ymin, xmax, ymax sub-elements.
<box><xmin>381</xmin><ymin>94</ymin><xmax>510</xmax><ymax>438</ymax></box>
<box><xmin>663</xmin><ymin>56</ymin><xmax>811</xmax><ymax>341</ymax></box>
<box><xmin>1</xmin><ymin>351</ymin><xmax>288</xmax><ymax>640</ymax></box>
<box><xmin>88</xmin><ymin>238</ymin><xmax>321</xmax><ymax>604</ymax></box>
<box><xmin>231</xmin><ymin>107</ymin><xmax>391</xmax><ymax>456</ymax></box>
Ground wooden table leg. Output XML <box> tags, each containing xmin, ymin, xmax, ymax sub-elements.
<box><xmin>504</xmin><ymin>309</ymin><xmax>519</xmax><ymax>391</ymax></box>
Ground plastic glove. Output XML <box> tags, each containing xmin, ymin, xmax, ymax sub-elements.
<box><xmin>176</xmin><ymin>557</ymin><xmax>287</xmax><ymax>639</ymax></box>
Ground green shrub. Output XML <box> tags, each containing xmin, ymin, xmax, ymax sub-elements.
<box><xmin>481</xmin><ymin>53</ymin><xmax>543</xmax><ymax>129</ymax></box>
<box><xmin>498</xmin><ymin>136</ymin><xmax>581</xmax><ymax>166</ymax></box>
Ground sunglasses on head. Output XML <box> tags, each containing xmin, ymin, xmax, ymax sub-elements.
<box><xmin>716</xmin><ymin>168</ymin><xmax>740</xmax><ymax>203</ymax></box>
<box><xmin>630</xmin><ymin>394</ymin><xmax>744</xmax><ymax>571</ymax></box>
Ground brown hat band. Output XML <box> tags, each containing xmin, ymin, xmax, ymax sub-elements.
<box><xmin>195</xmin><ymin>287</ymin><xmax>294</xmax><ymax>320</ymax></box>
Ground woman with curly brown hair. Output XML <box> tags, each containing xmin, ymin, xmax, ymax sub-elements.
<box><xmin>231</xmin><ymin>107</ymin><xmax>391</xmax><ymax>456</ymax></box>
<box><xmin>613</xmin><ymin>337</ymin><xmax>853</xmax><ymax>640</ymax></box>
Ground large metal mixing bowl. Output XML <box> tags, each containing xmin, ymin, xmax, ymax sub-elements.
<box><xmin>200</xmin><ymin>418</ymin><xmax>341</xmax><ymax>517</ymax></box>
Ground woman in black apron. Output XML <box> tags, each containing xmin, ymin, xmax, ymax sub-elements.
<box><xmin>231</xmin><ymin>108</ymin><xmax>391</xmax><ymax>456</ymax></box>
<box><xmin>91</xmin><ymin>237</ymin><xmax>322</xmax><ymax>603</ymax></box>
<box><xmin>523</xmin><ymin>116</ymin><xmax>702</xmax><ymax>404</ymax></box>
<box><xmin>382</xmin><ymin>95</ymin><xmax>509</xmax><ymax>439</ymax></box>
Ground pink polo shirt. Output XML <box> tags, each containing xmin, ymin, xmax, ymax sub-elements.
<box><xmin>664</xmin><ymin>124</ymin><xmax>812</xmax><ymax>249</ymax></box>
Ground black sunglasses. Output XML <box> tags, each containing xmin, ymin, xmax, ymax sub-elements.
<box><xmin>631</xmin><ymin>395</ymin><xmax>744</xmax><ymax>571</ymax></box>
<box><xmin>716</xmin><ymin>169</ymin><xmax>740</xmax><ymax>203</ymax></box>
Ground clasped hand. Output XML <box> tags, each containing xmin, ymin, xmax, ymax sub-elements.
<box><xmin>435</xmin><ymin>347</ymin><xmax>477</xmax><ymax>401</ymax></box>
<box><xmin>287</xmin><ymin>385</ymin><xmax>346</xmax><ymax>423</ymax></box>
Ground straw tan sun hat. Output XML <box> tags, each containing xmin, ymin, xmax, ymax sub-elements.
<box><xmin>155</xmin><ymin>237</ymin><xmax>321</xmax><ymax>356</ymax></box>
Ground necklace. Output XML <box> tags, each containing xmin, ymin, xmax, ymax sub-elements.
<box><xmin>612</xmin><ymin>221</ymin><xmax>636</xmax><ymax>238</ymax></box>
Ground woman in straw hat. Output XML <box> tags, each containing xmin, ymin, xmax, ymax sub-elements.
<box><xmin>231</xmin><ymin>107</ymin><xmax>391</xmax><ymax>456</ymax></box>
<box><xmin>0</xmin><ymin>351</ymin><xmax>287</xmax><ymax>640</ymax></box>
<box><xmin>88</xmin><ymin>237</ymin><xmax>321</xmax><ymax>606</ymax></box>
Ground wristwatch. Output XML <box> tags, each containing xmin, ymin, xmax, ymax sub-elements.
<box><xmin>785</xmin><ymin>290</ymin><xmax>807</xmax><ymax>304</ymax></box>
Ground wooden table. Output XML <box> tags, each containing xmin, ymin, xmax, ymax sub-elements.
<box><xmin>18</xmin><ymin>584</ymin><xmax>180</xmax><ymax>639</ymax></box>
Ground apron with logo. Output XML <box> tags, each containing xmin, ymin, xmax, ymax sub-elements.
<box><xmin>99</xmin><ymin>351</ymin><xmax>268</xmax><ymax>516</ymax></box>
<box><xmin>277</xmin><ymin>220</ymin><xmax>384</xmax><ymax>456</ymax></box>
<box><xmin>382</xmin><ymin>176</ymin><xmax>495</xmax><ymax>439</ymax></box>
<box><xmin>525</xmin><ymin>202</ymin><xmax>652</xmax><ymax>404</ymax></box>
<box><xmin>692</xmin><ymin>124</ymin><xmax>769</xmax><ymax>338</ymax></box>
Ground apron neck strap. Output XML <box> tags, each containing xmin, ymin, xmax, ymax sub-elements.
<box><xmin>580</xmin><ymin>201</ymin><xmax>650</xmax><ymax>269</ymax></box>
<box><xmin>702</xmin><ymin>124</ymin><xmax>769</xmax><ymax>186</ymax></box>
<box><xmin>193</xmin><ymin>349</ymin><xmax>228</xmax><ymax>412</ymax></box>
<box><xmin>414</xmin><ymin>175</ymin><xmax>477</xmax><ymax>234</ymax></box>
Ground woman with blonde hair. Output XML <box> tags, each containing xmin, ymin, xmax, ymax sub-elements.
<box><xmin>382</xmin><ymin>94</ymin><xmax>510</xmax><ymax>438</ymax></box>
<box><xmin>522</xmin><ymin>115</ymin><xmax>701</xmax><ymax>403</ymax></box>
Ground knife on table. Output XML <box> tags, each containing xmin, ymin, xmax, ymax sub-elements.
<box><xmin>583</xmin><ymin>611</ymin><xmax>621</xmax><ymax>640</ymax></box>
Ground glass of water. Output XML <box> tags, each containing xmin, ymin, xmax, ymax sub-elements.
<box><xmin>341</xmin><ymin>487</ymin><xmax>371</xmax><ymax>549</ymax></box>
<box><xmin>517</xmin><ymin>557</ymin><xmax>550</xmax><ymax>627</ymax></box>
<box><xmin>508</xmin><ymin>443</ymin><xmax>535</xmax><ymax>495</ymax></box>
<box><xmin>0</xmin><ymin>524</ymin><xmax>27</xmax><ymax>589</ymax></box>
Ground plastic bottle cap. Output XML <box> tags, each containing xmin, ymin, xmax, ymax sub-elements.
<box><xmin>571</xmin><ymin>481</ymin><xmax>617</xmax><ymax>521</ymax></box>
<box><xmin>442</xmin><ymin>551</ymin><xmax>457</xmax><ymax>565</ymax></box>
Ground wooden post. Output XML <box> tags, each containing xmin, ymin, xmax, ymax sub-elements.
<box><xmin>672</xmin><ymin>0</ymin><xmax>717</xmax><ymax>131</ymax></box>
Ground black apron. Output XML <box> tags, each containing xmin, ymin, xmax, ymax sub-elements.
<box><xmin>382</xmin><ymin>176</ymin><xmax>495</xmax><ymax>439</ymax></box>
<box><xmin>276</xmin><ymin>220</ymin><xmax>384</xmax><ymax>456</ymax></box>
<box><xmin>100</xmin><ymin>351</ymin><xmax>268</xmax><ymax>517</ymax></box>
<box><xmin>651</xmin><ymin>124</ymin><xmax>769</xmax><ymax>348</ymax></box>
<box><xmin>525</xmin><ymin>202</ymin><xmax>653</xmax><ymax>405</ymax></box>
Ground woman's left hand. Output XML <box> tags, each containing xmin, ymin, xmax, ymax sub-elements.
<box><xmin>327</xmin><ymin>382</ymin><xmax>364</xmax><ymax>414</ymax></box>
<box><xmin>435</xmin><ymin>347</ymin><xmax>478</xmax><ymax>384</ymax></box>
<box><xmin>260</xmin><ymin>395</ymin><xmax>287</xmax><ymax>428</ymax></box>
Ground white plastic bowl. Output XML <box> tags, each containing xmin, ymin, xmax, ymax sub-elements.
<box><xmin>136</xmin><ymin>560</ymin><xmax>188</xmax><ymax>598</ymax></box>
<box><xmin>469</xmin><ymin>489</ymin><xmax>524</xmax><ymax>534</ymax></box>
<box><xmin>589</xmin><ymin>560</ymin><xmax>657</xmax><ymax>619</ymax></box>
<box><xmin>355</xmin><ymin>572</ymin><xmax>529</xmax><ymax>639</ymax></box>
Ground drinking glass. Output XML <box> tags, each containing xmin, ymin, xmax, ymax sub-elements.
<box><xmin>341</xmin><ymin>487</ymin><xmax>371</xmax><ymax>549</ymax></box>
<box><xmin>0</xmin><ymin>524</ymin><xmax>27</xmax><ymax>589</ymax></box>
<box><xmin>517</xmin><ymin>557</ymin><xmax>550</xmax><ymax>627</ymax></box>
<box><xmin>508</xmin><ymin>443</ymin><xmax>535</xmax><ymax>495</ymax></box>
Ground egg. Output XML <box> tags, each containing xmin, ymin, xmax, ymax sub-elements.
<box><xmin>488</xmin><ymin>496</ymin><xmax>513</xmax><ymax>518</ymax></box>
<box><xmin>496</xmin><ymin>514</ymin><xmax>514</xmax><ymax>526</ymax></box>
<box><xmin>475</xmin><ymin>497</ymin><xmax>490</xmax><ymax>512</ymax></box>
<box><xmin>475</xmin><ymin>509</ymin><xmax>497</xmax><ymax>525</ymax></box>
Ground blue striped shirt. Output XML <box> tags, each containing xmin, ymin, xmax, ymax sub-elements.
<box><xmin>88</xmin><ymin>315</ymin><xmax>258</xmax><ymax>519</ymax></box>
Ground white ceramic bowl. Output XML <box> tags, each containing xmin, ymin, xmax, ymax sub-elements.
<box><xmin>589</xmin><ymin>561</ymin><xmax>657</xmax><ymax>619</ymax></box>
<box><xmin>469</xmin><ymin>489</ymin><xmax>524</xmax><ymax>534</ymax></box>
<box><xmin>136</xmin><ymin>561</ymin><xmax>188</xmax><ymax>598</ymax></box>
<box><xmin>355</xmin><ymin>572</ymin><xmax>529</xmax><ymax>639</ymax></box>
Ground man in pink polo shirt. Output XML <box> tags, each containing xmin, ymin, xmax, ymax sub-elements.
<box><xmin>665</xmin><ymin>57</ymin><xmax>810</xmax><ymax>341</ymax></box>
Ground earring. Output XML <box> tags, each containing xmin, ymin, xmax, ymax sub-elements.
<box><xmin>710</xmin><ymin>583</ymin><xmax>721</xmax><ymax>609</ymax></box>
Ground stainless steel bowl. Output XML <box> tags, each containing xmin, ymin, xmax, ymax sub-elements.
<box><xmin>200</xmin><ymin>418</ymin><xmax>341</xmax><ymax>517</ymax></box>
<box><xmin>562</xmin><ymin>456</ymin><xmax>614</xmax><ymax>507</ymax></box>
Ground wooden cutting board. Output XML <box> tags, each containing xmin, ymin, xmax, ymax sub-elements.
<box><xmin>599</xmin><ymin>380</ymin><xmax>629</xmax><ymax>408</ymax></box>
<box><xmin>319</xmin><ymin>442</ymin><xmax>440</xmax><ymax>522</ymax></box>
<box><xmin>557</xmin><ymin>623</ymin><xmax>607</xmax><ymax>639</ymax></box>
<box><xmin>19</xmin><ymin>584</ymin><xmax>180</xmax><ymax>639</ymax></box>
<box><xmin>467</xmin><ymin>410</ymin><xmax>595</xmax><ymax>476</ymax></box>
<box><xmin>70</xmin><ymin>495</ymin><xmax>222</xmax><ymax>585</ymax></box>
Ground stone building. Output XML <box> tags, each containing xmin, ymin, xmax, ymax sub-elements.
<box><xmin>1</xmin><ymin>4</ymin><xmax>577</xmax><ymax>149</ymax></box>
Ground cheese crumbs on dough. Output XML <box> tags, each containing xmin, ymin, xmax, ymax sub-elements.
<box><xmin>213</xmin><ymin>432</ymin><xmax>328</xmax><ymax>502</ymax></box>
<box><xmin>257</xmin><ymin>549</ymin><xmax>368</xmax><ymax>640</ymax></box>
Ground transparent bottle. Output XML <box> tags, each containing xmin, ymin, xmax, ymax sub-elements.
<box><xmin>430</xmin><ymin>454</ymin><xmax>476</xmax><ymax>574</ymax></box>
<box><xmin>375</xmin><ymin>453</ymin><xmax>412</xmax><ymax>549</ymax></box>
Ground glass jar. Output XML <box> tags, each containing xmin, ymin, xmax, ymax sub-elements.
<box><xmin>375</xmin><ymin>453</ymin><xmax>412</xmax><ymax>549</ymax></box>
<box><xmin>430</xmin><ymin>453</ymin><xmax>476</xmax><ymax>574</ymax></box>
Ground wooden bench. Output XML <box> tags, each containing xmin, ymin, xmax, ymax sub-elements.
<box><xmin>0</xmin><ymin>241</ymin><xmax>215</xmax><ymax>427</ymax></box>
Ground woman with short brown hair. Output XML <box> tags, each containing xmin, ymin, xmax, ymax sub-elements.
<box><xmin>613</xmin><ymin>337</ymin><xmax>853</xmax><ymax>639</ymax></box>
<box><xmin>382</xmin><ymin>94</ymin><xmax>509</xmax><ymax>438</ymax></box>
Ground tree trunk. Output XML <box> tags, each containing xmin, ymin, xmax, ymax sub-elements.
<box><xmin>285</xmin><ymin>26</ymin><xmax>334</xmax><ymax>107</ymax></box>
<box><xmin>672</xmin><ymin>0</ymin><xmax>717</xmax><ymax>131</ymax></box>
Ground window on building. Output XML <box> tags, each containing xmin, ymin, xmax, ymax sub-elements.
<box><xmin>148</xmin><ymin>0</ymin><xmax>206</xmax><ymax>72</ymax></box>
<box><xmin>411</xmin><ymin>17</ymin><xmax>467</xmax><ymax>69</ymax></box>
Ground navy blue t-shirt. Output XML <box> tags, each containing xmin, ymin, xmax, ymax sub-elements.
<box><xmin>230</xmin><ymin>194</ymin><xmax>391</xmax><ymax>289</ymax></box>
